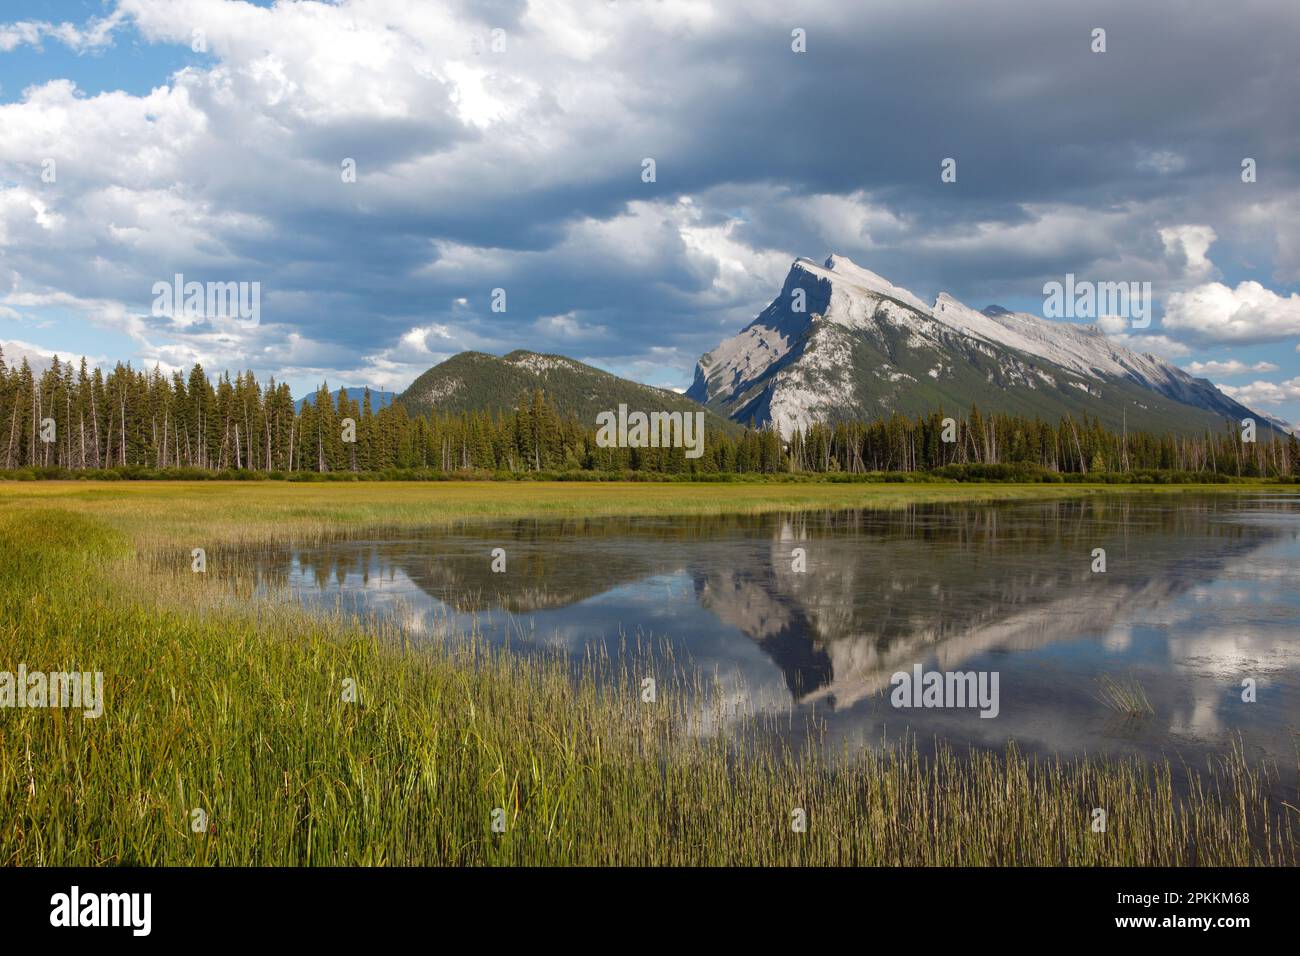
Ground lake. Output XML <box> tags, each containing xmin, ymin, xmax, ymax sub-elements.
<box><xmin>244</xmin><ymin>493</ymin><xmax>1300</xmax><ymax>789</ymax></box>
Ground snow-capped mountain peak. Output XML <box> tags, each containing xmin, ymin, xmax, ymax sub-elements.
<box><xmin>688</xmin><ymin>254</ymin><xmax>1267</xmax><ymax>437</ymax></box>
<box><xmin>794</xmin><ymin>255</ymin><xmax>933</xmax><ymax>315</ymax></box>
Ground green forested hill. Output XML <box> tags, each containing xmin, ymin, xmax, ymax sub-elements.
<box><xmin>396</xmin><ymin>350</ymin><xmax>740</xmax><ymax>434</ymax></box>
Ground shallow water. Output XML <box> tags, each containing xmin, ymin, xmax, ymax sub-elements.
<box><xmin>246</xmin><ymin>494</ymin><xmax>1300</xmax><ymax>789</ymax></box>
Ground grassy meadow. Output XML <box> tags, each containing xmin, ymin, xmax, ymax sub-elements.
<box><xmin>0</xmin><ymin>480</ymin><xmax>1296</xmax><ymax>865</ymax></box>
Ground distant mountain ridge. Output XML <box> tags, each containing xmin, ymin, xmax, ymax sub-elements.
<box><xmin>687</xmin><ymin>254</ymin><xmax>1272</xmax><ymax>436</ymax></box>
<box><xmin>396</xmin><ymin>349</ymin><xmax>739</xmax><ymax>433</ymax></box>
<box><xmin>295</xmin><ymin>387</ymin><xmax>396</xmax><ymax>413</ymax></box>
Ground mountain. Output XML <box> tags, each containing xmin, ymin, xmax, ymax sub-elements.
<box><xmin>295</xmin><ymin>387</ymin><xmax>396</xmax><ymax>413</ymax></box>
<box><xmin>397</xmin><ymin>349</ymin><xmax>738</xmax><ymax>432</ymax></box>
<box><xmin>688</xmin><ymin>254</ymin><xmax>1271</xmax><ymax>436</ymax></box>
<box><xmin>0</xmin><ymin>340</ymin><xmax>57</xmax><ymax>376</ymax></box>
<box><xmin>1261</xmin><ymin>412</ymin><xmax>1296</xmax><ymax>436</ymax></box>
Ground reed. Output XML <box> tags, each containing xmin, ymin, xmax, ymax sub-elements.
<box><xmin>1096</xmin><ymin>674</ymin><xmax>1156</xmax><ymax>718</ymax></box>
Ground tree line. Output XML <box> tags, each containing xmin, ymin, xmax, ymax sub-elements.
<box><xmin>2</xmin><ymin>349</ymin><xmax>1296</xmax><ymax>478</ymax></box>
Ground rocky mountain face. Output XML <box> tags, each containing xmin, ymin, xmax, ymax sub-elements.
<box><xmin>687</xmin><ymin>255</ymin><xmax>1265</xmax><ymax>436</ymax></box>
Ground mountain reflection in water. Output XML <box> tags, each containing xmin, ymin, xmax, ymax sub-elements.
<box><xmin>244</xmin><ymin>495</ymin><xmax>1300</xmax><ymax>789</ymax></box>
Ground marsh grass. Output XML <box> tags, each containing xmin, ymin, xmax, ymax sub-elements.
<box><xmin>1</xmin><ymin>479</ymin><xmax>1282</xmax><ymax>552</ymax></box>
<box><xmin>0</xmin><ymin>483</ymin><xmax>1296</xmax><ymax>865</ymax></box>
<box><xmin>1096</xmin><ymin>674</ymin><xmax>1156</xmax><ymax>719</ymax></box>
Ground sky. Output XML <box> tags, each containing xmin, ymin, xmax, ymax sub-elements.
<box><xmin>1</xmin><ymin>0</ymin><xmax>1299</xmax><ymax>419</ymax></box>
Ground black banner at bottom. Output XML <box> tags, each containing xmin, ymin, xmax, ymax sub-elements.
<box><xmin>0</xmin><ymin>866</ymin><xmax>1283</xmax><ymax>942</ymax></box>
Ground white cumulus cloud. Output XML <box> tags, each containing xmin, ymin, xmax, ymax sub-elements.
<box><xmin>1163</xmin><ymin>281</ymin><xmax>1300</xmax><ymax>344</ymax></box>
<box><xmin>1216</xmin><ymin>378</ymin><xmax>1300</xmax><ymax>407</ymax></box>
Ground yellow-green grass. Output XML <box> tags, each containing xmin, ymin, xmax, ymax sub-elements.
<box><xmin>0</xmin><ymin>481</ymin><xmax>1296</xmax><ymax>865</ymax></box>
<box><xmin>3</xmin><ymin>479</ymin><xmax>1295</xmax><ymax>550</ymax></box>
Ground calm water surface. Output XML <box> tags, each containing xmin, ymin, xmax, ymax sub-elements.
<box><xmin>245</xmin><ymin>494</ymin><xmax>1300</xmax><ymax>789</ymax></box>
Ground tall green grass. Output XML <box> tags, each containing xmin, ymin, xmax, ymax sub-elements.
<box><xmin>0</xmin><ymin>488</ymin><xmax>1295</xmax><ymax>865</ymax></box>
